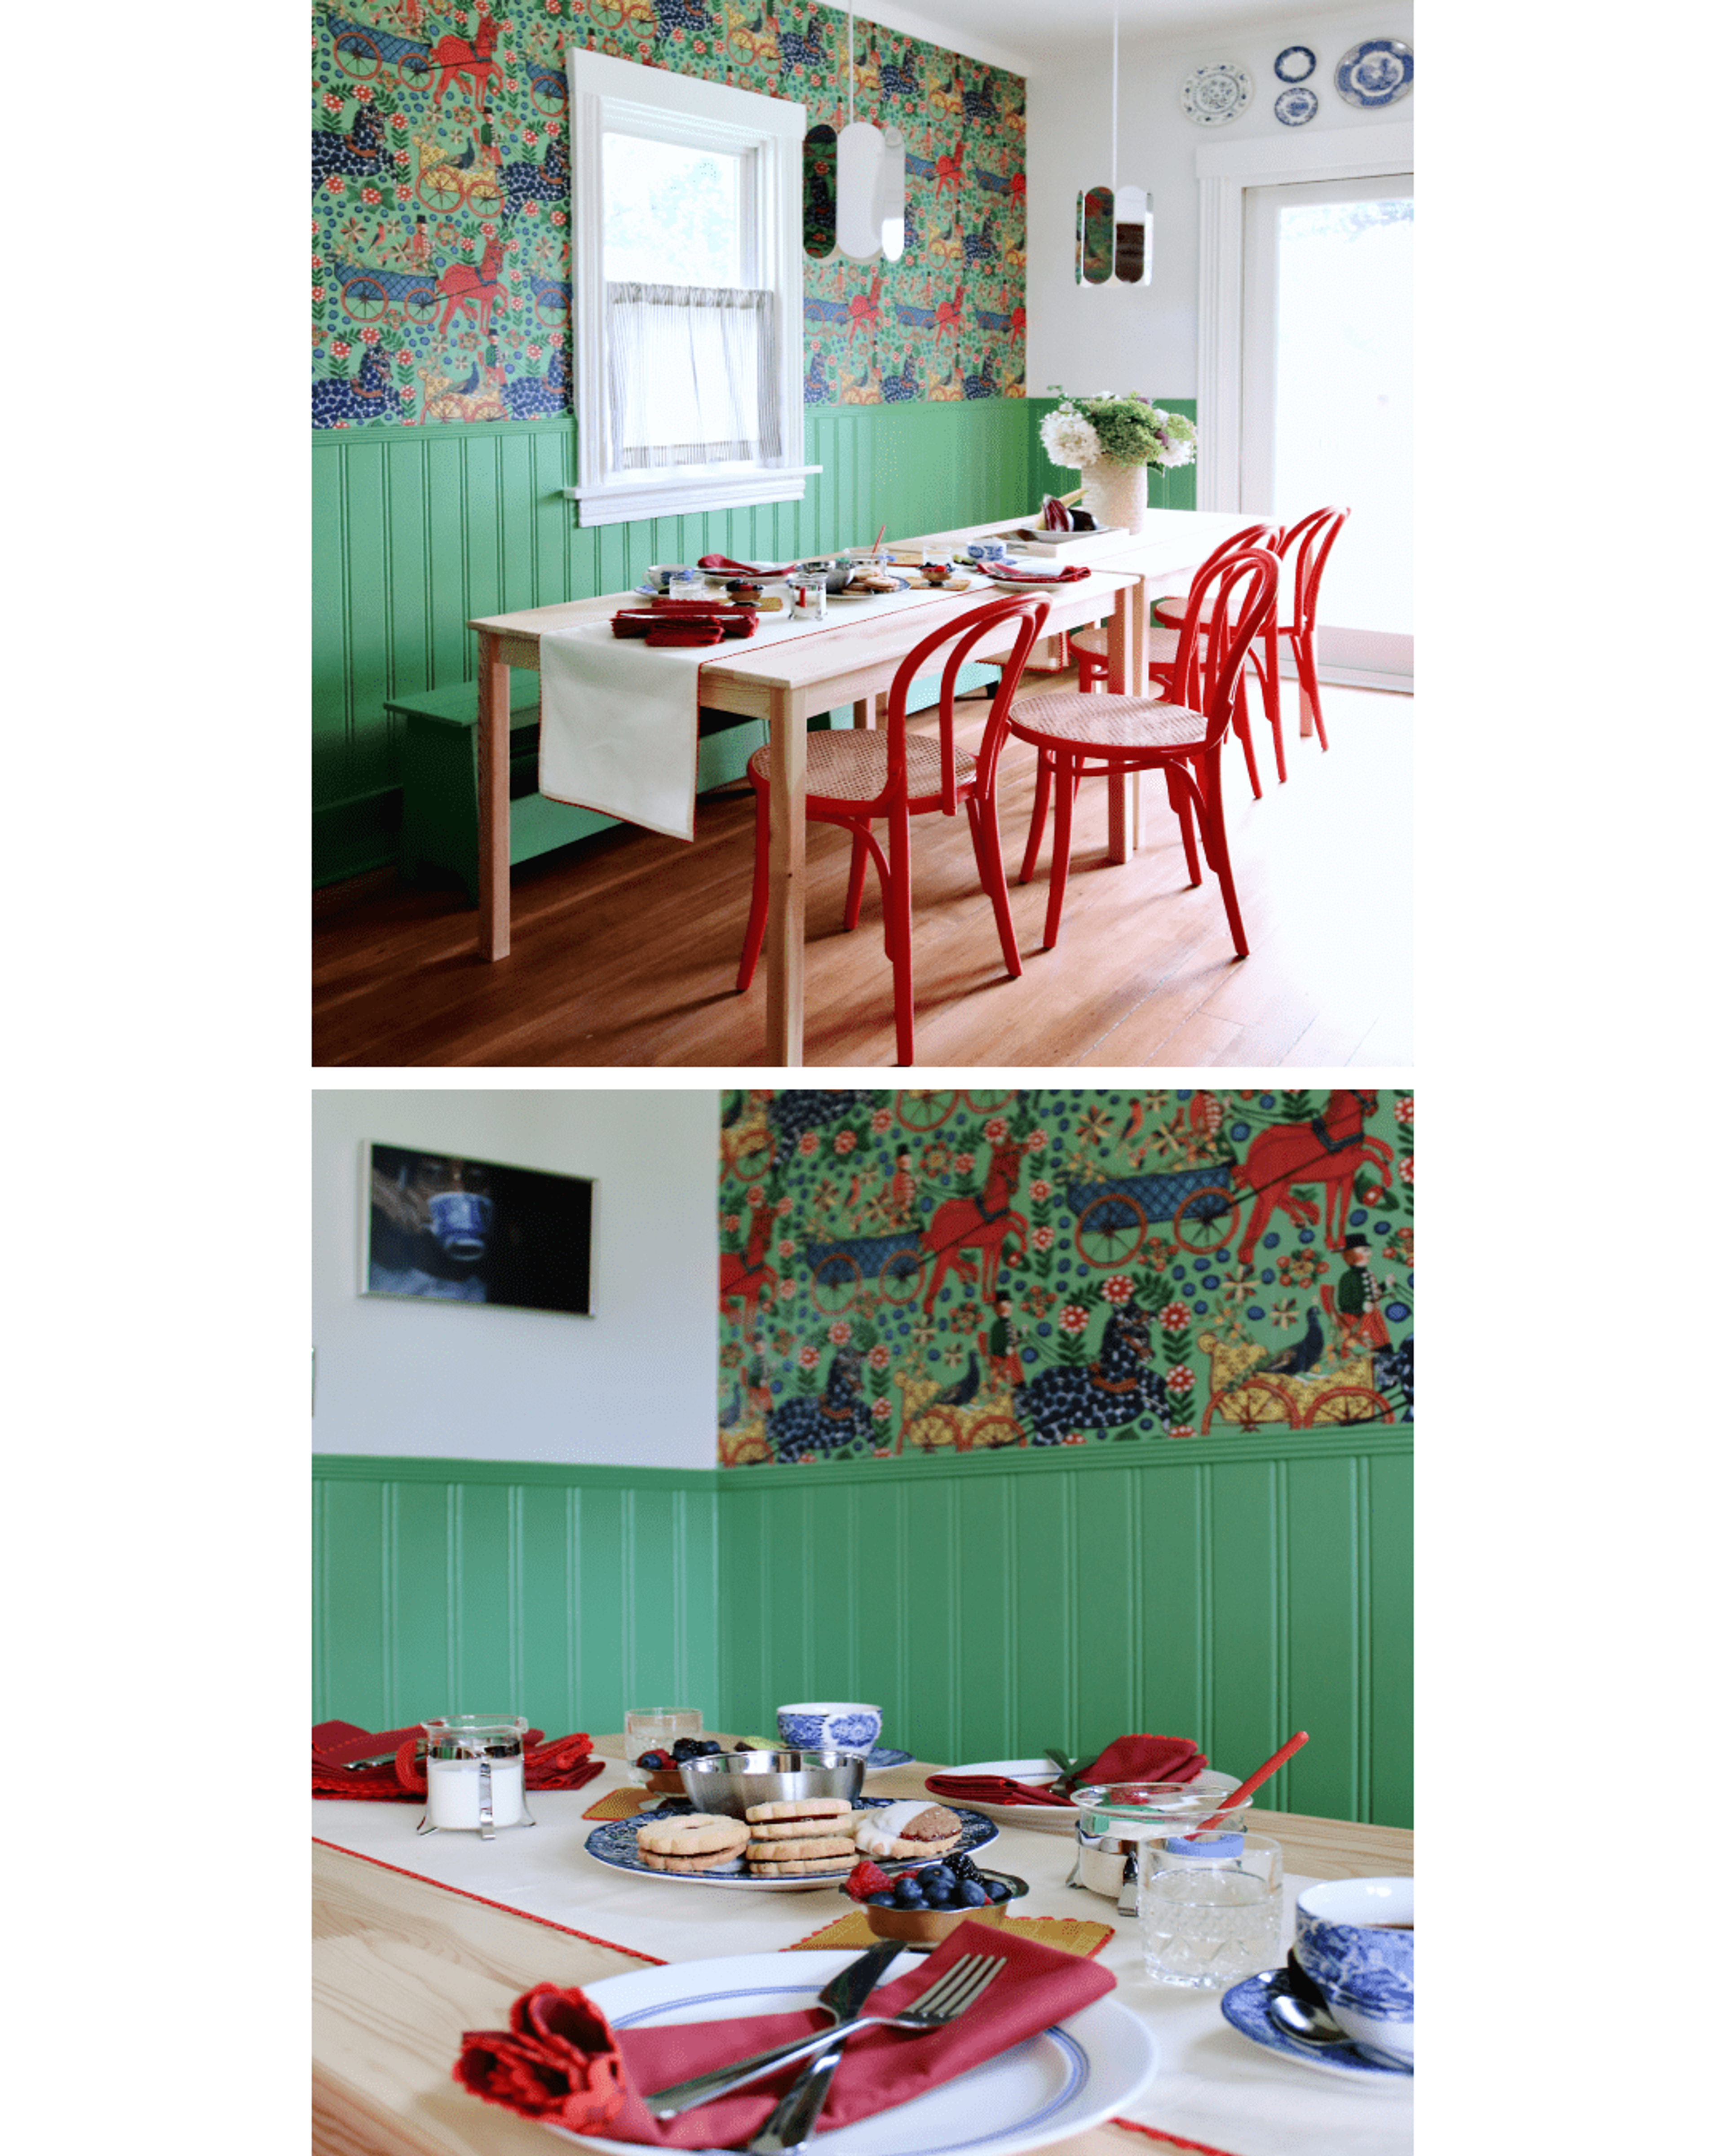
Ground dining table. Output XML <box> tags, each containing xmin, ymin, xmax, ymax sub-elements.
<box><xmin>314</xmin><ymin>1735</ymin><xmax>1412</xmax><ymax>2156</ymax></box>
<box><xmin>468</xmin><ymin>551</ymin><xmax>1148</xmax><ymax>1068</ymax></box>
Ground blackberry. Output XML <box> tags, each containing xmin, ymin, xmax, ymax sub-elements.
<box><xmin>947</xmin><ymin>1852</ymin><xmax>982</xmax><ymax>1884</ymax></box>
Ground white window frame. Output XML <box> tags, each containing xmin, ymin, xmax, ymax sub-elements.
<box><xmin>1194</xmin><ymin>120</ymin><xmax>1413</xmax><ymax>513</ymax></box>
<box><xmin>563</xmin><ymin>49</ymin><xmax>817</xmax><ymax>527</ymax></box>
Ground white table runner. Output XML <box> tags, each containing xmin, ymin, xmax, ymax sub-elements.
<box><xmin>314</xmin><ymin>1763</ymin><xmax>1410</xmax><ymax>2156</ymax></box>
<box><xmin>537</xmin><ymin>583</ymin><xmax>990</xmax><ymax>844</ymax></box>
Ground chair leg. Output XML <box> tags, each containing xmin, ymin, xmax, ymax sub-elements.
<box><xmin>1165</xmin><ymin>767</ymin><xmax>1201</xmax><ymax>886</ymax></box>
<box><xmin>1044</xmin><ymin>754</ymin><xmax>1078</xmax><ymax>950</ymax></box>
<box><xmin>1191</xmin><ymin>748</ymin><xmax>1249</xmax><ymax>959</ymax></box>
<box><xmin>1232</xmin><ymin>679</ymin><xmax>1264</xmax><ymax>799</ymax></box>
<box><xmin>1257</xmin><ymin>632</ymin><xmax>1287</xmax><ymax>783</ymax></box>
<box><xmin>966</xmin><ymin>789</ymin><xmax>1022</xmax><ymax>979</ymax></box>
<box><xmin>842</xmin><ymin>830</ymin><xmax>869</xmax><ymax>932</ymax></box>
<box><xmin>887</xmin><ymin>800</ymin><xmax>916</xmax><ymax>1065</ymax></box>
<box><xmin>735</xmin><ymin>780</ymin><xmax>772</xmax><ymax>992</ymax></box>
<box><xmin>1019</xmin><ymin>751</ymin><xmax>1053</xmax><ymax>883</ymax></box>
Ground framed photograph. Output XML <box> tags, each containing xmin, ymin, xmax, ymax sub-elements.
<box><xmin>361</xmin><ymin>1143</ymin><xmax>594</xmax><ymax>1316</ymax></box>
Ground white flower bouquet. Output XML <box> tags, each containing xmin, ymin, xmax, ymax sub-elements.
<box><xmin>1039</xmin><ymin>388</ymin><xmax>1197</xmax><ymax>471</ymax></box>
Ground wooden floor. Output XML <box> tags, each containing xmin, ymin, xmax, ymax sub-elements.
<box><xmin>312</xmin><ymin>677</ymin><xmax>1413</xmax><ymax>1069</ymax></box>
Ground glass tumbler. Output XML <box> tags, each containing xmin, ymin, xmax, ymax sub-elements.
<box><xmin>1139</xmin><ymin>1832</ymin><xmax>1283</xmax><ymax>1988</ymax></box>
<box><xmin>625</xmin><ymin>1705</ymin><xmax>703</xmax><ymax>1771</ymax></box>
<box><xmin>418</xmin><ymin>1715</ymin><xmax>535</xmax><ymax>1838</ymax></box>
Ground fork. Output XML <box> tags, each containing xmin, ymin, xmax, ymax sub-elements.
<box><xmin>645</xmin><ymin>1953</ymin><xmax>1005</xmax><ymax>2119</ymax></box>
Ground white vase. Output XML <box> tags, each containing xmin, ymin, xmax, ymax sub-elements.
<box><xmin>1079</xmin><ymin>458</ymin><xmax>1149</xmax><ymax>536</ymax></box>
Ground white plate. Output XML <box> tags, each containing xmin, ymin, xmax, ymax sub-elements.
<box><xmin>927</xmin><ymin>1762</ymin><xmax>1242</xmax><ymax>1833</ymax></box>
<box><xmin>548</xmin><ymin>1951</ymin><xmax>1158</xmax><ymax>2155</ymax></box>
<box><xmin>583</xmin><ymin>1800</ymin><xmax>998</xmax><ymax>1892</ymax></box>
<box><xmin>1181</xmin><ymin>62</ymin><xmax>1252</xmax><ymax>126</ymax></box>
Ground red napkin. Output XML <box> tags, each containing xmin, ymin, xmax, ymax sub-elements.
<box><xmin>312</xmin><ymin>1724</ymin><xmax>603</xmax><ymax>1802</ymax></box>
<box><xmin>989</xmin><ymin>563</ymin><xmax>1091</xmax><ymax>584</ymax></box>
<box><xmin>454</xmin><ymin>1922</ymin><xmax>1114</xmax><ymax>2147</ymax></box>
<box><xmin>924</xmin><ymin>1733</ymin><xmax>1206</xmax><ymax>1809</ymax></box>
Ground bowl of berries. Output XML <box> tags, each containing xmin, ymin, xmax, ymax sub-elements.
<box><xmin>629</xmin><ymin>1734</ymin><xmax>752</xmax><ymax>1796</ymax></box>
<box><xmin>846</xmin><ymin>1854</ymin><xmax>1027</xmax><ymax>1942</ymax></box>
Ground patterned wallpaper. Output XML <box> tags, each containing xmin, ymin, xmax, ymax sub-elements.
<box><xmin>717</xmin><ymin>1089</ymin><xmax>1414</xmax><ymax>1465</ymax></box>
<box><xmin>311</xmin><ymin>2</ymin><xmax>1027</xmax><ymax>428</ymax></box>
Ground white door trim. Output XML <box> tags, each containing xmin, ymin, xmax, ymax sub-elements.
<box><xmin>1194</xmin><ymin>120</ymin><xmax>1414</xmax><ymax>512</ymax></box>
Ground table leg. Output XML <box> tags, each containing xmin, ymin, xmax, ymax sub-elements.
<box><xmin>1106</xmin><ymin>592</ymin><xmax>1138</xmax><ymax>864</ymax></box>
<box><xmin>764</xmin><ymin>685</ymin><xmax>805</xmax><ymax>1066</ymax></box>
<box><xmin>475</xmin><ymin>632</ymin><xmax>511</xmax><ymax>960</ymax></box>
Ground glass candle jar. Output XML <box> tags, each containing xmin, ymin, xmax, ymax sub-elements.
<box><xmin>1139</xmin><ymin>1831</ymin><xmax>1283</xmax><ymax>1988</ymax></box>
<box><xmin>418</xmin><ymin>1716</ymin><xmax>534</xmax><ymax>1838</ymax></box>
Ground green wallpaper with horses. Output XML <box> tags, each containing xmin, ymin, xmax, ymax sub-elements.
<box><xmin>311</xmin><ymin>3</ymin><xmax>1027</xmax><ymax>427</ymax></box>
<box><xmin>717</xmin><ymin>1089</ymin><xmax>1414</xmax><ymax>1466</ymax></box>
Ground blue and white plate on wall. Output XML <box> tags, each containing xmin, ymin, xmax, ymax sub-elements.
<box><xmin>553</xmin><ymin>1953</ymin><xmax>1158</xmax><ymax>2155</ymax></box>
<box><xmin>1274</xmin><ymin>45</ymin><xmax>1317</xmax><ymax>83</ymax></box>
<box><xmin>1221</xmin><ymin>1970</ymin><xmax>1413</xmax><ymax>2085</ymax></box>
<box><xmin>1274</xmin><ymin>86</ymin><xmax>1319</xmax><ymax>126</ymax></box>
<box><xmin>583</xmin><ymin>1798</ymin><xmax>998</xmax><ymax>1891</ymax></box>
<box><xmin>1335</xmin><ymin>37</ymin><xmax>1413</xmax><ymax>108</ymax></box>
<box><xmin>1181</xmin><ymin>62</ymin><xmax>1252</xmax><ymax>126</ymax></box>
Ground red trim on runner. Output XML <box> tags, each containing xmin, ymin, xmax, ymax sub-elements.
<box><xmin>1103</xmin><ymin>2120</ymin><xmax>1243</xmax><ymax>2156</ymax></box>
<box><xmin>313</xmin><ymin>1838</ymin><xmax>666</xmax><ymax>1964</ymax></box>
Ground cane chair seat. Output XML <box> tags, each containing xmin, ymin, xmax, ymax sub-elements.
<box><xmin>745</xmin><ymin>729</ymin><xmax>977</xmax><ymax>808</ymax></box>
<box><xmin>1008</xmin><ymin>689</ymin><xmax>1206</xmax><ymax>755</ymax></box>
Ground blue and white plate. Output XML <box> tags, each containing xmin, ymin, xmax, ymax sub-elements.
<box><xmin>1275</xmin><ymin>86</ymin><xmax>1319</xmax><ymax>126</ymax></box>
<box><xmin>866</xmin><ymin>1745</ymin><xmax>916</xmax><ymax>1770</ymax></box>
<box><xmin>1274</xmin><ymin>44</ymin><xmax>1317</xmax><ymax>83</ymax></box>
<box><xmin>1181</xmin><ymin>62</ymin><xmax>1252</xmax><ymax>126</ymax></box>
<box><xmin>1335</xmin><ymin>37</ymin><xmax>1413</xmax><ymax>108</ymax></box>
<box><xmin>584</xmin><ymin>1796</ymin><xmax>998</xmax><ymax>1892</ymax></box>
<box><xmin>1220</xmin><ymin>1970</ymin><xmax>1412</xmax><ymax>2085</ymax></box>
<box><xmin>549</xmin><ymin>1952</ymin><xmax>1157</xmax><ymax>2156</ymax></box>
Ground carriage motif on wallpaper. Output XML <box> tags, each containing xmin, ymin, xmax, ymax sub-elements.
<box><xmin>717</xmin><ymin>1090</ymin><xmax>1415</xmax><ymax>1466</ymax></box>
<box><xmin>312</xmin><ymin>2</ymin><xmax>1028</xmax><ymax>427</ymax></box>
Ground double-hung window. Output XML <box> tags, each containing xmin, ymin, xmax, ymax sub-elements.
<box><xmin>566</xmin><ymin>49</ymin><xmax>814</xmax><ymax>526</ymax></box>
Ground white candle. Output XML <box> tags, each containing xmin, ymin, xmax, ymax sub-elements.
<box><xmin>426</xmin><ymin>1754</ymin><xmax>526</xmax><ymax>1830</ymax></box>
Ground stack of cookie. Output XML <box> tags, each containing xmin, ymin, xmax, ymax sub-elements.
<box><xmin>635</xmin><ymin>1811</ymin><xmax>750</xmax><ymax>1873</ymax></box>
<box><xmin>852</xmin><ymin>1801</ymin><xmax>964</xmax><ymax>1864</ymax></box>
<box><xmin>743</xmin><ymin>1795</ymin><xmax>861</xmax><ymax>1878</ymax></box>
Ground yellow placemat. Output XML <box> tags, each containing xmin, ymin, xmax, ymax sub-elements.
<box><xmin>583</xmin><ymin>1786</ymin><xmax>657</xmax><ymax>1820</ymax></box>
<box><xmin>787</xmin><ymin>1909</ymin><xmax>1114</xmax><ymax>1958</ymax></box>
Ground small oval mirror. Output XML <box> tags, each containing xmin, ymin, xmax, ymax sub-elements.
<box><xmin>1114</xmin><ymin>183</ymin><xmax>1150</xmax><ymax>283</ymax></box>
<box><xmin>1078</xmin><ymin>185</ymin><xmax>1113</xmax><ymax>285</ymax></box>
<box><xmin>837</xmin><ymin>121</ymin><xmax>887</xmax><ymax>262</ymax></box>
<box><xmin>803</xmin><ymin>124</ymin><xmax>836</xmax><ymax>259</ymax></box>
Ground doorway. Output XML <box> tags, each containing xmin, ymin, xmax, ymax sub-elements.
<box><xmin>1241</xmin><ymin>173</ymin><xmax>1414</xmax><ymax>687</ymax></box>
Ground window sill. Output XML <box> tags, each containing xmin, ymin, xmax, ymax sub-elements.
<box><xmin>563</xmin><ymin>466</ymin><xmax>823</xmax><ymax>528</ymax></box>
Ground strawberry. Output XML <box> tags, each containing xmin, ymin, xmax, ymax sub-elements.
<box><xmin>844</xmin><ymin>1859</ymin><xmax>894</xmax><ymax>1903</ymax></box>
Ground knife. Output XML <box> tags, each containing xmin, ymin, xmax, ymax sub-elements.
<box><xmin>743</xmin><ymin>2030</ymin><xmax>849</xmax><ymax>2154</ymax></box>
<box><xmin>644</xmin><ymin>1940</ymin><xmax>906</xmax><ymax>2116</ymax></box>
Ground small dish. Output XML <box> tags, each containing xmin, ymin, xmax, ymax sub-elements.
<box><xmin>1181</xmin><ymin>62</ymin><xmax>1252</xmax><ymax>126</ymax></box>
<box><xmin>1274</xmin><ymin>45</ymin><xmax>1316</xmax><ymax>84</ymax></box>
<box><xmin>861</xmin><ymin>1866</ymin><xmax>1027</xmax><ymax>1943</ymax></box>
<box><xmin>865</xmin><ymin>1745</ymin><xmax>915</xmax><ymax>1771</ymax></box>
<box><xmin>1221</xmin><ymin>1970</ymin><xmax>1413</xmax><ymax>2084</ymax></box>
<box><xmin>1275</xmin><ymin>86</ymin><xmax>1318</xmax><ymax>127</ymax></box>
<box><xmin>1335</xmin><ymin>37</ymin><xmax>1413</xmax><ymax>109</ymax></box>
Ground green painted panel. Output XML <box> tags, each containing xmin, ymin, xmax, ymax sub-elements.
<box><xmin>1283</xmin><ymin>1455</ymin><xmax>1363</xmax><ymax>1822</ymax></box>
<box><xmin>573</xmin><ymin>1482</ymin><xmax>628</xmax><ymax>1735</ymax></box>
<box><xmin>516</xmin><ymin>1484</ymin><xmax>576</xmax><ymax>1735</ymax></box>
<box><xmin>902</xmin><ymin>1477</ymin><xmax>960</xmax><ymax>1762</ymax></box>
<box><xmin>454</xmin><ymin>1481</ymin><xmax>515</xmax><ymax>1711</ymax></box>
<box><xmin>1206</xmin><ymin>1460</ymin><xmax>1281</xmax><ymax>1780</ymax></box>
<box><xmin>390</xmin><ymin>1480</ymin><xmax>458</xmax><ymax>1724</ymax></box>
<box><xmin>951</xmin><ymin>1472</ymin><xmax>1012</xmax><ymax>1764</ymax></box>
<box><xmin>1366</xmin><ymin>1452</ymin><xmax>1414</xmax><ymax>1828</ymax></box>
<box><xmin>1136</xmin><ymin>1463</ymin><xmax>1205</xmax><ymax>1746</ymax></box>
<box><xmin>1011</xmin><ymin>1470</ymin><xmax>1073</xmax><ymax>1758</ymax></box>
<box><xmin>315</xmin><ymin>1477</ymin><xmax>388</xmax><ymax>1726</ymax></box>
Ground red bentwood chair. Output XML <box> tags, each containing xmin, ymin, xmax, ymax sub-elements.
<box><xmin>1032</xmin><ymin>520</ymin><xmax>1277</xmax><ymax>879</ymax></box>
<box><xmin>735</xmin><ymin>596</ymin><xmax>1050</xmax><ymax>1066</ymax></box>
<box><xmin>978</xmin><ymin>547</ymin><xmax>1279</xmax><ymax>959</ymax></box>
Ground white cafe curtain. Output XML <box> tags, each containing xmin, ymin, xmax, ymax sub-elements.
<box><xmin>605</xmin><ymin>282</ymin><xmax>782</xmax><ymax>469</ymax></box>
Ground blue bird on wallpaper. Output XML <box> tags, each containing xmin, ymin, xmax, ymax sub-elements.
<box><xmin>1251</xmin><ymin>1307</ymin><xmax>1326</xmax><ymax>1378</ymax></box>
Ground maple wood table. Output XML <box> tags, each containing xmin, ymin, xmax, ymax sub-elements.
<box><xmin>314</xmin><ymin>1740</ymin><xmax>1413</xmax><ymax>2156</ymax></box>
<box><xmin>467</xmin><ymin>568</ymin><xmax>1140</xmax><ymax>1066</ymax></box>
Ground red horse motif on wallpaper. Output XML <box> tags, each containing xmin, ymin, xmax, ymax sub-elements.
<box><xmin>719</xmin><ymin>1201</ymin><xmax>779</xmax><ymax>1335</ymax></box>
<box><xmin>920</xmin><ymin>1137</ymin><xmax>1027</xmax><ymax>1314</ymax></box>
<box><xmin>432</xmin><ymin>8</ymin><xmax>505</xmax><ymax>113</ymax></box>
<box><xmin>435</xmin><ymin>234</ymin><xmax>504</xmax><ymax>332</ymax></box>
<box><xmin>1234</xmin><ymin>1091</ymin><xmax>1394</xmax><ymax>1266</ymax></box>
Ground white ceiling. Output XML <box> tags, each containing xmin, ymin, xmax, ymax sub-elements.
<box><xmin>845</xmin><ymin>0</ymin><xmax>1315</xmax><ymax>77</ymax></box>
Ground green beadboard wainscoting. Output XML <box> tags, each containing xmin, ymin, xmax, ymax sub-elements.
<box><xmin>314</xmin><ymin>1418</ymin><xmax>1409</xmax><ymax>1827</ymax></box>
<box><xmin>313</xmin><ymin>400</ymin><xmax>1042</xmax><ymax>887</ymax></box>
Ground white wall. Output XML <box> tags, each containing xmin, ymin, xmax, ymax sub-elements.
<box><xmin>1026</xmin><ymin>2</ymin><xmax>1413</xmax><ymax>398</ymax></box>
<box><xmin>312</xmin><ymin>1089</ymin><xmax>718</xmax><ymax>1467</ymax></box>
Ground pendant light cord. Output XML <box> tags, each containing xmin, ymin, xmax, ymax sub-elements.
<box><xmin>1111</xmin><ymin>0</ymin><xmax>1119</xmax><ymax>200</ymax></box>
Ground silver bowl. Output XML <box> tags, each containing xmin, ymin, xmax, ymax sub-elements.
<box><xmin>795</xmin><ymin>558</ymin><xmax>858</xmax><ymax>596</ymax></box>
<box><xmin>677</xmin><ymin>1747</ymin><xmax>866</xmax><ymax>1819</ymax></box>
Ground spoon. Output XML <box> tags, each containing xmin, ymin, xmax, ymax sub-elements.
<box><xmin>1267</xmin><ymin>1993</ymin><xmax>1412</xmax><ymax>2074</ymax></box>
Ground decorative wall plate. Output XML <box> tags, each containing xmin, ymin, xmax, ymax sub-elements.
<box><xmin>1335</xmin><ymin>37</ymin><xmax>1414</xmax><ymax>108</ymax></box>
<box><xmin>1181</xmin><ymin>62</ymin><xmax>1252</xmax><ymax>126</ymax></box>
<box><xmin>1275</xmin><ymin>86</ymin><xmax>1320</xmax><ymax>127</ymax></box>
<box><xmin>1274</xmin><ymin>45</ymin><xmax>1317</xmax><ymax>83</ymax></box>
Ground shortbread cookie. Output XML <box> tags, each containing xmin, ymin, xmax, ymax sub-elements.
<box><xmin>748</xmin><ymin>1812</ymin><xmax>861</xmax><ymax>1842</ymax></box>
<box><xmin>853</xmin><ymin>1801</ymin><xmax>963</xmax><ymax>1861</ymax></box>
<box><xmin>747</xmin><ymin>1852</ymin><xmax>857</xmax><ymax>1876</ymax></box>
<box><xmin>639</xmin><ymin>1845</ymin><xmax>747</xmax><ymax>1873</ymax></box>
<box><xmin>743</xmin><ymin>1796</ymin><xmax>853</xmax><ymax>1824</ymax></box>
<box><xmin>637</xmin><ymin>1811</ymin><xmax>749</xmax><ymax>1860</ymax></box>
<box><xmin>744</xmin><ymin>1833</ymin><xmax>856</xmax><ymax>1862</ymax></box>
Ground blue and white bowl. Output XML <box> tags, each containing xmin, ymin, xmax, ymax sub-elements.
<box><xmin>775</xmin><ymin>1701</ymin><xmax>883</xmax><ymax>1755</ymax></box>
<box><xmin>1294</xmin><ymin>1876</ymin><xmax>1414</xmax><ymax>2065</ymax></box>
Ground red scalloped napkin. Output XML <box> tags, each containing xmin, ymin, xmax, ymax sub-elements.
<box><xmin>311</xmin><ymin>1720</ymin><xmax>602</xmax><ymax>1802</ymax></box>
<box><xmin>924</xmin><ymin>1733</ymin><xmax>1206</xmax><ymax>1809</ymax></box>
<box><xmin>454</xmin><ymin>1922</ymin><xmax>1114</xmax><ymax>2147</ymax></box>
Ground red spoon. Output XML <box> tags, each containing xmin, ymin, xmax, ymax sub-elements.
<box><xmin>1198</xmin><ymin>1730</ymin><xmax>1309</xmax><ymax>1830</ymax></box>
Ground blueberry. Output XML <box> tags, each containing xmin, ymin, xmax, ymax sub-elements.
<box><xmin>924</xmin><ymin>1868</ymin><xmax>955</xmax><ymax>1893</ymax></box>
<box><xmin>959</xmin><ymin>1880</ymin><xmax>988</xmax><ymax>1907</ymax></box>
<box><xmin>867</xmin><ymin>1891</ymin><xmax>893</xmax><ymax>1905</ymax></box>
<box><xmin>987</xmin><ymin>1880</ymin><xmax>1011</xmax><ymax>1902</ymax></box>
<box><xmin>733</xmin><ymin>1741</ymin><xmax>753</xmax><ymax>1753</ymax></box>
<box><xmin>636</xmin><ymin>1750</ymin><xmax>669</xmax><ymax>1769</ymax></box>
<box><xmin>672</xmin><ymin>1738</ymin><xmax>699</xmax><ymax>1761</ymax></box>
<box><xmin>894</xmin><ymin>1883</ymin><xmax>925</xmax><ymax>1906</ymax></box>
<box><xmin>924</xmin><ymin>1883</ymin><xmax>952</xmax><ymax>1907</ymax></box>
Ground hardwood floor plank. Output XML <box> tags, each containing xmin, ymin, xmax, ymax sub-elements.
<box><xmin>312</xmin><ymin>685</ymin><xmax>1414</xmax><ymax>1069</ymax></box>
